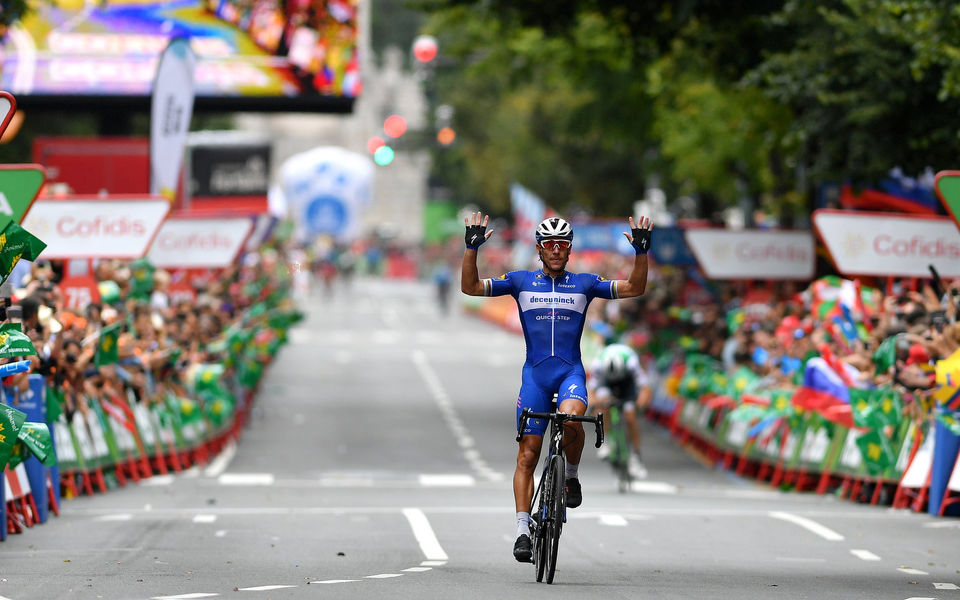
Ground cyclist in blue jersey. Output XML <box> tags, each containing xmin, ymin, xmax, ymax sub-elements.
<box><xmin>461</xmin><ymin>212</ymin><xmax>653</xmax><ymax>563</ymax></box>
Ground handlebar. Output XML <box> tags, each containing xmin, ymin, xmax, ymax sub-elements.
<box><xmin>516</xmin><ymin>408</ymin><xmax>605</xmax><ymax>449</ymax></box>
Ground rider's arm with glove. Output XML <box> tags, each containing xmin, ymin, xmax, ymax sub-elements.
<box><xmin>614</xmin><ymin>216</ymin><xmax>653</xmax><ymax>299</ymax></box>
<box><xmin>461</xmin><ymin>212</ymin><xmax>494</xmax><ymax>296</ymax></box>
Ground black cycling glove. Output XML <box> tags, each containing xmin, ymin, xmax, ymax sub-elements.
<box><xmin>631</xmin><ymin>227</ymin><xmax>652</xmax><ymax>255</ymax></box>
<box><xmin>465</xmin><ymin>224</ymin><xmax>488</xmax><ymax>250</ymax></box>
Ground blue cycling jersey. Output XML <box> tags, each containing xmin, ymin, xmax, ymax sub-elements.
<box><xmin>484</xmin><ymin>269</ymin><xmax>618</xmax><ymax>366</ymax></box>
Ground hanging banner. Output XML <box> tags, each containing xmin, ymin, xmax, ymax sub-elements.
<box><xmin>21</xmin><ymin>196</ymin><xmax>171</xmax><ymax>259</ymax></box>
<box><xmin>0</xmin><ymin>92</ymin><xmax>16</xmax><ymax>139</ymax></box>
<box><xmin>150</xmin><ymin>38</ymin><xmax>197</xmax><ymax>203</ymax></box>
<box><xmin>934</xmin><ymin>170</ymin><xmax>960</xmax><ymax>231</ymax></box>
<box><xmin>147</xmin><ymin>215</ymin><xmax>254</xmax><ymax>268</ymax></box>
<box><xmin>684</xmin><ymin>229</ymin><xmax>815</xmax><ymax>280</ymax></box>
<box><xmin>812</xmin><ymin>209</ymin><xmax>960</xmax><ymax>277</ymax></box>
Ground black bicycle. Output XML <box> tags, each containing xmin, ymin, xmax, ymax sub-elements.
<box><xmin>516</xmin><ymin>407</ymin><xmax>604</xmax><ymax>584</ymax></box>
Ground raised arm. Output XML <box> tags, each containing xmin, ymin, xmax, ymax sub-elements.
<box><xmin>615</xmin><ymin>216</ymin><xmax>653</xmax><ymax>299</ymax></box>
<box><xmin>461</xmin><ymin>212</ymin><xmax>494</xmax><ymax>297</ymax></box>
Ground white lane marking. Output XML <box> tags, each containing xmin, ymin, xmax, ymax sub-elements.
<box><xmin>142</xmin><ymin>475</ymin><xmax>175</xmax><ymax>486</ymax></box>
<box><xmin>904</xmin><ymin>597</ymin><xmax>938</xmax><ymax>600</ymax></box>
<box><xmin>151</xmin><ymin>594</ymin><xmax>219</xmax><ymax>599</ymax></box>
<box><xmin>898</xmin><ymin>567</ymin><xmax>930</xmax><ymax>575</ymax></box>
<box><xmin>403</xmin><ymin>508</ymin><xmax>449</xmax><ymax>561</ymax></box>
<box><xmin>0</xmin><ymin>594</ymin><xmax>15</xmax><ymax>600</ymax></box>
<box><xmin>923</xmin><ymin>521</ymin><xmax>960</xmax><ymax>528</ymax></box>
<box><xmin>850</xmin><ymin>549</ymin><xmax>881</xmax><ymax>561</ymax></box>
<box><xmin>95</xmin><ymin>514</ymin><xmax>133</xmax><ymax>522</ymax></box>
<box><xmin>403</xmin><ymin>567</ymin><xmax>432</xmax><ymax>572</ymax></box>
<box><xmin>629</xmin><ymin>481</ymin><xmax>678</xmax><ymax>494</ymax></box>
<box><xmin>421</xmin><ymin>560</ymin><xmax>447</xmax><ymax>566</ymax></box>
<box><xmin>774</xmin><ymin>557</ymin><xmax>827</xmax><ymax>563</ymax></box>
<box><xmin>204</xmin><ymin>442</ymin><xmax>237</xmax><ymax>478</ymax></box>
<box><xmin>218</xmin><ymin>473</ymin><xmax>274</xmax><ymax>486</ymax></box>
<box><xmin>215</xmin><ymin>530</ymin><xmax>227</xmax><ymax>537</ymax></box>
<box><xmin>769</xmin><ymin>511</ymin><xmax>844</xmax><ymax>541</ymax></box>
<box><xmin>238</xmin><ymin>585</ymin><xmax>296</xmax><ymax>591</ymax></box>
<box><xmin>599</xmin><ymin>514</ymin><xmax>628</xmax><ymax>527</ymax></box>
<box><xmin>365</xmin><ymin>574</ymin><xmax>402</xmax><ymax>579</ymax></box>
<box><xmin>310</xmin><ymin>580</ymin><xmax>359</xmax><ymax>584</ymax></box>
<box><xmin>193</xmin><ymin>515</ymin><xmax>217</xmax><ymax>524</ymax></box>
<box><xmin>411</xmin><ymin>351</ymin><xmax>502</xmax><ymax>482</ymax></box>
<box><xmin>418</xmin><ymin>474</ymin><xmax>475</xmax><ymax>487</ymax></box>
<box><xmin>933</xmin><ymin>583</ymin><xmax>959</xmax><ymax>590</ymax></box>
<box><xmin>183</xmin><ymin>466</ymin><xmax>203</xmax><ymax>478</ymax></box>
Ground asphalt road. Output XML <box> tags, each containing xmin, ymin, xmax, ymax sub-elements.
<box><xmin>1</xmin><ymin>277</ymin><xmax>958</xmax><ymax>600</ymax></box>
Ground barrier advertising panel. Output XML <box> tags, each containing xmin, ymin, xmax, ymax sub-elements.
<box><xmin>684</xmin><ymin>229</ymin><xmax>815</xmax><ymax>280</ymax></box>
<box><xmin>21</xmin><ymin>196</ymin><xmax>171</xmax><ymax>259</ymax></box>
<box><xmin>147</xmin><ymin>216</ymin><xmax>254</xmax><ymax>268</ymax></box>
<box><xmin>812</xmin><ymin>209</ymin><xmax>960</xmax><ymax>277</ymax></box>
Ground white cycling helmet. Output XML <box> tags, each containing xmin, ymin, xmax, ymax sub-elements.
<box><xmin>600</xmin><ymin>351</ymin><xmax>629</xmax><ymax>381</ymax></box>
<box><xmin>535</xmin><ymin>217</ymin><xmax>574</xmax><ymax>244</ymax></box>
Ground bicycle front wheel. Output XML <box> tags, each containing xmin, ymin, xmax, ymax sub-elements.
<box><xmin>545</xmin><ymin>454</ymin><xmax>565</xmax><ymax>584</ymax></box>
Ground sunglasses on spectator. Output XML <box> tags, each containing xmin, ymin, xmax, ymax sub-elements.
<box><xmin>539</xmin><ymin>240</ymin><xmax>571</xmax><ymax>251</ymax></box>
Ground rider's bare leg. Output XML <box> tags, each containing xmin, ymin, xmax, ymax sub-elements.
<box><xmin>558</xmin><ymin>398</ymin><xmax>586</xmax><ymax>466</ymax></box>
<box><xmin>514</xmin><ymin>434</ymin><xmax>544</xmax><ymax>512</ymax></box>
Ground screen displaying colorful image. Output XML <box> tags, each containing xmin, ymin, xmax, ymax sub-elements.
<box><xmin>0</xmin><ymin>0</ymin><xmax>360</xmax><ymax>110</ymax></box>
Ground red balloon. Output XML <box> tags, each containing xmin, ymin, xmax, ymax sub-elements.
<box><xmin>413</xmin><ymin>35</ymin><xmax>438</xmax><ymax>63</ymax></box>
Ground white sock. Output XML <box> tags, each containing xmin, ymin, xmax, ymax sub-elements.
<box><xmin>565</xmin><ymin>462</ymin><xmax>579</xmax><ymax>480</ymax></box>
<box><xmin>516</xmin><ymin>511</ymin><xmax>531</xmax><ymax>537</ymax></box>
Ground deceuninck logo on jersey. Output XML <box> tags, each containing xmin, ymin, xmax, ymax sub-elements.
<box><xmin>518</xmin><ymin>292</ymin><xmax>588</xmax><ymax>313</ymax></box>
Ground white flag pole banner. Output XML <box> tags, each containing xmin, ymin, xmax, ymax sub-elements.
<box><xmin>0</xmin><ymin>91</ymin><xmax>16</xmax><ymax>139</ymax></box>
<box><xmin>684</xmin><ymin>229</ymin><xmax>815</xmax><ymax>280</ymax></box>
<box><xmin>279</xmin><ymin>146</ymin><xmax>373</xmax><ymax>243</ymax></box>
<box><xmin>812</xmin><ymin>209</ymin><xmax>960</xmax><ymax>277</ymax></box>
<box><xmin>150</xmin><ymin>38</ymin><xmax>197</xmax><ymax>202</ymax></box>
<box><xmin>21</xmin><ymin>196</ymin><xmax>171</xmax><ymax>259</ymax></box>
<box><xmin>147</xmin><ymin>216</ymin><xmax>254</xmax><ymax>268</ymax></box>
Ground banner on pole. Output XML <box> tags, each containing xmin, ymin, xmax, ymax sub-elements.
<box><xmin>150</xmin><ymin>38</ymin><xmax>197</xmax><ymax>203</ymax></box>
<box><xmin>21</xmin><ymin>196</ymin><xmax>171</xmax><ymax>259</ymax></box>
<box><xmin>684</xmin><ymin>229</ymin><xmax>815</xmax><ymax>280</ymax></box>
<box><xmin>146</xmin><ymin>215</ymin><xmax>254</xmax><ymax>268</ymax></box>
<box><xmin>812</xmin><ymin>209</ymin><xmax>960</xmax><ymax>277</ymax></box>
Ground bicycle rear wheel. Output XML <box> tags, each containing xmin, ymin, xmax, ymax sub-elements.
<box><xmin>545</xmin><ymin>454</ymin><xmax>565</xmax><ymax>584</ymax></box>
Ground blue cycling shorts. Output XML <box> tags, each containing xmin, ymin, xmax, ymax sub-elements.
<box><xmin>517</xmin><ymin>357</ymin><xmax>588</xmax><ymax>436</ymax></box>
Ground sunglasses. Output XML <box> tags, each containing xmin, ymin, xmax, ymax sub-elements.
<box><xmin>539</xmin><ymin>240</ymin><xmax>571</xmax><ymax>251</ymax></box>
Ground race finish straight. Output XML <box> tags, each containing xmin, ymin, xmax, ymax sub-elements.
<box><xmin>460</xmin><ymin>210</ymin><xmax>653</xmax><ymax>567</ymax></box>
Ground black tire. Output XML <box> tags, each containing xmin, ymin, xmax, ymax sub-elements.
<box><xmin>545</xmin><ymin>455</ymin><xmax>565</xmax><ymax>584</ymax></box>
<box><xmin>531</xmin><ymin>470</ymin><xmax>547</xmax><ymax>582</ymax></box>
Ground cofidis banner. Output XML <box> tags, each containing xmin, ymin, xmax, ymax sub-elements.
<box><xmin>21</xmin><ymin>196</ymin><xmax>171</xmax><ymax>259</ymax></box>
<box><xmin>147</xmin><ymin>215</ymin><xmax>254</xmax><ymax>268</ymax></box>
<box><xmin>150</xmin><ymin>38</ymin><xmax>197</xmax><ymax>203</ymax></box>
<box><xmin>813</xmin><ymin>209</ymin><xmax>960</xmax><ymax>277</ymax></box>
<box><xmin>684</xmin><ymin>229</ymin><xmax>815</xmax><ymax>280</ymax></box>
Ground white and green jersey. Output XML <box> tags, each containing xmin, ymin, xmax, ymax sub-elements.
<box><xmin>588</xmin><ymin>343</ymin><xmax>648</xmax><ymax>397</ymax></box>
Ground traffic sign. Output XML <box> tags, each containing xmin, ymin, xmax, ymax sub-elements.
<box><xmin>934</xmin><ymin>170</ymin><xmax>960</xmax><ymax>231</ymax></box>
<box><xmin>0</xmin><ymin>165</ymin><xmax>45</xmax><ymax>231</ymax></box>
<box><xmin>0</xmin><ymin>92</ymin><xmax>16</xmax><ymax>139</ymax></box>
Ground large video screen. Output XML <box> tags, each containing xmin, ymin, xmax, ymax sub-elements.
<box><xmin>0</xmin><ymin>0</ymin><xmax>359</xmax><ymax>111</ymax></box>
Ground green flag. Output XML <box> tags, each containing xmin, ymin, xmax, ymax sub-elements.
<box><xmin>873</xmin><ymin>336</ymin><xmax>897</xmax><ymax>374</ymax></box>
<box><xmin>129</xmin><ymin>258</ymin><xmax>154</xmax><ymax>299</ymax></box>
<box><xmin>874</xmin><ymin>388</ymin><xmax>903</xmax><ymax>428</ymax></box>
<box><xmin>46</xmin><ymin>385</ymin><xmax>64</xmax><ymax>423</ymax></box>
<box><xmin>0</xmin><ymin>404</ymin><xmax>27</xmax><ymax>468</ymax></box>
<box><xmin>855</xmin><ymin>430</ymin><xmax>895</xmax><ymax>475</ymax></box>
<box><xmin>97</xmin><ymin>280</ymin><xmax>122</xmax><ymax>304</ymax></box>
<box><xmin>727</xmin><ymin>367</ymin><xmax>760</xmax><ymax>400</ymax></box>
<box><xmin>0</xmin><ymin>322</ymin><xmax>36</xmax><ymax>358</ymax></box>
<box><xmin>0</xmin><ymin>221</ymin><xmax>46</xmax><ymax>283</ymax></box>
<box><xmin>95</xmin><ymin>322</ymin><xmax>123</xmax><ymax>367</ymax></box>
<box><xmin>17</xmin><ymin>422</ymin><xmax>56</xmax><ymax>466</ymax></box>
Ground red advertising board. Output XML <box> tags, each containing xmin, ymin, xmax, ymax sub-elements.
<box><xmin>33</xmin><ymin>137</ymin><xmax>150</xmax><ymax>195</ymax></box>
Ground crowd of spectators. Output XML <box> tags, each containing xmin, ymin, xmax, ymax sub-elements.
<box><xmin>1</xmin><ymin>239</ymin><xmax>300</xmax><ymax>433</ymax></box>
